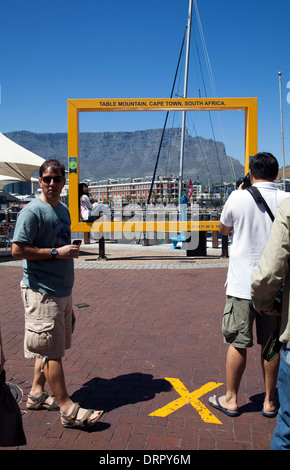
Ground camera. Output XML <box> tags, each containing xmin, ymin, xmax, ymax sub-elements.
<box><xmin>264</xmin><ymin>287</ymin><xmax>283</xmax><ymax>362</ymax></box>
<box><xmin>262</xmin><ymin>318</ymin><xmax>282</xmax><ymax>362</ymax></box>
<box><xmin>236</xmin><ymin>172</ymin><xmax>251</xmax><ymax>189</ymax></box>
<box><xmin>273</xmin><ymin>286</ymin><xmax>284</xmax><ymax>313</ymax></box>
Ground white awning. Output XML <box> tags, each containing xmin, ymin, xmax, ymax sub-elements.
<box><xmin>0</xmin><ymin>132</ymin><xmax>45</xmax><ymax>180</ymax></box>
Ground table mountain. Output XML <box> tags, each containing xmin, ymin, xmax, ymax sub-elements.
<box><xmin>5</xmin><ymin>129</ymin><xmax>244</xmax><ymax>184</ymax></box>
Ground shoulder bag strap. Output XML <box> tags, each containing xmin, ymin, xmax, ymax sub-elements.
<box><xmin>246</xmin><ymin>186</ymin><xmax>275</xmax><ymax>222</ymax></box>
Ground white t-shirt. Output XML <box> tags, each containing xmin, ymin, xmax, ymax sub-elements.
<box><xmin>220</xmin><ymin>182</ymin><xmax>289</xmax><ymax>299</ymax></box>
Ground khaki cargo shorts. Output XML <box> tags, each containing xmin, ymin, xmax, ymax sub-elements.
<box><xmin>21</xmin><ymin>282</ymin><xmax>74</xmax><ymax>360</ymax></box>
<box><xmin>222</xmin><ymin>295</ymin><xmax>278</xmax><ymax>348</ymax></box>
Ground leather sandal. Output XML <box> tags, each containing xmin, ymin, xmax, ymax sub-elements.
<box><xmin>61</xmin><ymin>403</ymin><xmax>103</xmax><ymax>429</ymax></box>
<box><xmin>26</xmin><ymin>390</ymin><xmax>59</xmax><ymax>411</ymax></box>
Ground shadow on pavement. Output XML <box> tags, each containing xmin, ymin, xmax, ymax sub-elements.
<box><xmin>70</xmin><ymin>372</ymin><xmax>172</xmax><ymax>432</ymax></box>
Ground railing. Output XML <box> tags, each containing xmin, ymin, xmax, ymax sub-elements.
<box><xmin>0</xmin><ymin>221</ymin><xmax>15</xmax><ymax>252</ymax></box>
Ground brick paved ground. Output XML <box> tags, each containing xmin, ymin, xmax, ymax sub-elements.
<box><xmin>0</xmin><ymin>243</ymin><xmax>277</xmax><ymax>451</ymax></box>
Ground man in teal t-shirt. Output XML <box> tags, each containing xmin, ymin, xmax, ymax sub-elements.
<box><xmin>12</xmin><ymin>159</ymin><xmax>103</xmax><ymax>429</ymax></box>
<box><xmin>13</xmin><ymin>196</ymin><xmax>74</xmax><ymax>296</ymax></box>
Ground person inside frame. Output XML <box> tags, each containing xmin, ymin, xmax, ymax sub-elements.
<box><xmin>79</xmin><ymin>182</ymin><xmax>111</xmax><ymax>222</ymax></box>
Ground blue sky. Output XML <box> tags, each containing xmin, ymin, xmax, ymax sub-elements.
<box><xmin>1</xmin><ymin>0</ymin><xmax>290</xmax><ymax>175</ymax></box>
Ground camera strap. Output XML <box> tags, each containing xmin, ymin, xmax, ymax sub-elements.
<box><xmin>247</xmin><ymin>186</ymin><xmax>283</xmax><ymax>362</ymax></box>
<box><xmin>246</xmin><ymin>186</ymin><xmax>275</xmax><ymax>222</ymax></box>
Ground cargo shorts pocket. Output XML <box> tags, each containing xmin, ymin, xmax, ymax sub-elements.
<box><xmin>222</xmin><ymin>298</ymin><xmax>238</xmax><ymax>341</ymax></box>
<box><xmin>25</xmin><ymin>321</ymin><xmax>54</xmax><ymax>353</ymax></box>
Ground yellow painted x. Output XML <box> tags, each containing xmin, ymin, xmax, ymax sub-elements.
<box><xmin>149</xmin><ymin>378</ymin><xmax>223</xmax><ymax>424</ymax></box>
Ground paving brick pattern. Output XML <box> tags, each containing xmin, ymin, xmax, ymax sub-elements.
<box><xmin>0</xmin><ymin>245</ymin><xmax>277</xmax><ymax>450</ymax></box>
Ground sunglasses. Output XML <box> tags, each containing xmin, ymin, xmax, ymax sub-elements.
<box><xmin>41</xmin><ymin>176</ymin><xmax>64</xmax><ymax>184</ymax></box>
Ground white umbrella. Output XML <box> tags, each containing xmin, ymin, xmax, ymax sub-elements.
<box><xmin>0</xmin><ymin>175</ymin><xmax>21</xmax><ymax>189</ymax></box>
<box><xmin>0</xmin><ymin>175</ymin><xmax>40</xmax><ymax>191</ymax></box>
<box><xmin>0</xmin><ymin>132</ymin><xmax>45</xmax><ymax>180</ymax></box>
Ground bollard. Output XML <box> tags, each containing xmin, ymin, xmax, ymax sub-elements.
<box><xmin>221</xmin><ymin>235</ymin><xmax>229</xmax><ymax>258</ymax></box>
<box><xmin>98</xmin><ymin>236</ymin><xmax>107</xmax><ymax>260</ymax></box>
<box><xmin>186</xmin><ymin>212</ymin><xmax>208</xmax><ymax>257</ymax></box>
<box><xmin>84</xmin><ymin>232</ymin><xmax>90</xmax><ymax>244</ymax></box>
<box><xmin>186</xmin><ymin>231</ymin><xmax>207</xmax><ymax>256</ymax></box>
<box><xmin>211</xmin><ymin>209</ymin><xmax>218</xmax><ymax>249</ymax></box>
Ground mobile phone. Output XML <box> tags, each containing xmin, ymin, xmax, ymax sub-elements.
<box><xmin>73</xmin><ymin>239</ymin><xmax>82</xmax><ymax>246</ymax></box>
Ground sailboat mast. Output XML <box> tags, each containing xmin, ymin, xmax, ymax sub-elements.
<box><xmin>179</xmin><ymin>0</ymin><xmax>193</xmax><ymax>200</ymax></box>
<box><xmin>278</xmin><ymin>71</ymin><xmax>286</xmax><ymax>191</ymax></box>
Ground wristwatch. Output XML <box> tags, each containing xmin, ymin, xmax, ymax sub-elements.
<box><xmin>50</xmin><ymin>248</ymin><xmax>58</xmax><ymax>258</ymax></box>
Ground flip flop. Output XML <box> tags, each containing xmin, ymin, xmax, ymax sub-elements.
<box><xmin>208</xmin><ymin>395</ymin><xmax>240</xmax><ymax>417</ymax></box>
<box><xmin>262</xmin><ymin>407</ymin><xmax>278</xmax><ymax>418</ymax></box>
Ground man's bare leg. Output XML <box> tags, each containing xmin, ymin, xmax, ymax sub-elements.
<box><xmin>27</xmin><ymin>358</ymin><xmax>56</xmax><ymax>407</ymax></box>
<box><xmin>261</xmin><ymin>348</ymin><xmax>279</xmax><ymax>414</ymax></box>
<box><xmin>209</xmin><ymin>345</ymin><xmax>247</xmax><ymax>412</ymax></box>
<box><xmin>44</xmin><ymin>358</ymin><xmax>102</xmax><ymax>422</ymax></box>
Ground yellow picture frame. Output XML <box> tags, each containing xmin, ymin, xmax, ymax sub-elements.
<box><xmin>67</xmin><ymin>97</ymin><xmax>257</xmax><ymax>232</ymax></box>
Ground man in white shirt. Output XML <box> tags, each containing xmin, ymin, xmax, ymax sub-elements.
<box><xmin>208</xmin><ymin>152</ymin><xmax>289</xmax><ymax>418</ymax></box>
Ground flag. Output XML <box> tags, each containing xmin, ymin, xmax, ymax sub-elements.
<box><xmin>188</xmin><ymin>179</ymin><xmax>194</xmax><ymax>198</ymax></box>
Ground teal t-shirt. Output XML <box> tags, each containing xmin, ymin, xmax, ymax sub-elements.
<box><xmin>13</xmin><ymin>197</ymin><xmax>74</xmax><ymax>297</ymax></box>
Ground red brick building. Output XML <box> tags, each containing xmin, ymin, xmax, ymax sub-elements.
<box><xmin>88</xmin><ymin>176</ymin><xmax>188</xmax><ymax>203</ymax></box>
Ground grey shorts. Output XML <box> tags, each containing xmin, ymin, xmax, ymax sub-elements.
<box><xmin>222</xmin><ymin>295</ymin><xmax>278</xmax><ymax>348</ymax></box>
<box><xmin>21</xmin><ymin>282</ymin><xmax>74</xmax><ymax>360</ymax></box>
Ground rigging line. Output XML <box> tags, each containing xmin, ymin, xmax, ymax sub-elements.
<box><xmin>208</xmin><ymin>115</ymin><xmax>224</xmax><ymax>184</ymax></box>
<box><xmin>194</xmin><ymin>0</ymin><xmax>236</xmax><ymax>182</ymax></box>
<box><xmin>194</xmin><ymin>0</ymin><xmax>216</xmax><ymax>95</ymax></box>
<box><xmin>193</xmin><ymin>132</ymin><xmax>214</xmax><ymax>186</ymax></box>
<box><xmin>164</xmin><ymin>124</ymin><xmax>180</xmax><ymax>177</ymax></box>
<box><xmin>183</xmin><ymin>123</ymin><xmax>199</xmax><ymax>182</ymax></box>
<box><xmin>193</xmin><ymin>33</ymin><xmax>224</xmax><ymax>185</ymax></box>
<box><xmin>187</xmin><ymin>114</ymin><xmax>214</xmax><ymax>185</ymax></box>
<box><xmin>164</xmin><ymin>47</ymin><xmax>185</xmax><ymax>177</ymax></box>
<box><xmin>147</xmin><ymin>26</ymin><xmax>187</xmax><ymax>204</ymax></box>
<box><xmin>195</xmin><ymin>0</ymin><xmax>236</xmax><ymax>181</ymax></box>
